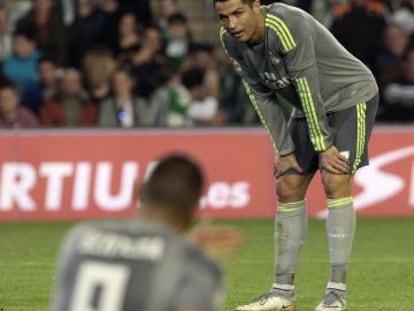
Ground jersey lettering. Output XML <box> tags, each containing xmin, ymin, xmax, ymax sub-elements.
<box><xmin>69</xmin><ymin>261</ymin><xmax>130</xmax><ymax>311</ymax></box>
<box><xmin>263</xmin><ymin>72</ymin><xmax>290</xmax><ymax>89</ymax></box>
<box><xmin>78</xmin><ymin>230</ymin><xmax>165</xmax><ymax>261</ymax></box>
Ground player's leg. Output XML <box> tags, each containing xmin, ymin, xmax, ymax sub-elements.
<box><xmin>315</xmin><ymin>172</ymin><xmax>354</xmax><ymax>311</ymax></box>
<box><xmin>315</xmin><ymin>95</ymin><xmax>378</xmax><ymax>311</ymax></box>
<box><xmin>273</xmin><ymin>173</ymin><xmax>314</xmax><ymax>292</ymax></box>
<box><xmin>237</xmin><ymin>118</ymin><xmax>318</xmax><ymax>311</ymax></box>
<box><xmin>236</xmin><ymin>173</ymin><xmax>313</xmax><ymax>311</ymax></box>
<box><xmin>272</xmin><ymin>116</ymin><xmax>319</xmax><ymax>300</ymax></box>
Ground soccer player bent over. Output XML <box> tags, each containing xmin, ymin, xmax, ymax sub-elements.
<box><xmin>213</xmin><ymin>0</ymin><xmax>378</xmax><ymax>310</ymax></box>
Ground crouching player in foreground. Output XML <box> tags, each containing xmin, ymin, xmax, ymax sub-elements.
<box><xmin>51</xmin><ymin>154</ymin><xmax>241</xmax><ymax>311</ymax></box>
<box><xmin>213</xmin><ymin>0</ymin><xmax>378</xmax><ymax>310</ymax></box>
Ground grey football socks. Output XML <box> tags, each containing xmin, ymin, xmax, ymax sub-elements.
<box><xmin>326</xmin><ymin>197</ymin><xmax>356</xmax><ymax>285</ymax></box>
<box><xmin>274</xmin><ymin>199</ymin><xmax>307</xmax><ymax>292</ymax></box>
<box><xmin>271</xmin><ymin>283</ymin><xmax>295</xmax><ymax>300</ymax></box>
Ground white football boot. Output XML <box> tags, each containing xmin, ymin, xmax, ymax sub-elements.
<box><xmin>314</xmin><ymin>291</ymin><xmax>347</xmax><ymax>311</ymax></box>
<box><xmin>236</xmin><ymin>292</ymin><xmax>296</xmax><ymax>311</ymax></box>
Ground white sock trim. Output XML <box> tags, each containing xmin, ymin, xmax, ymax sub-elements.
<box><xmin>327</xmin><ymin>282</ymin><xmax>346</xmax><ymax>291</ymax></box>
<box><xmin>272</xmin><ymin>283</ymin><xmax>295</xmax><ymax>291</ymax></box>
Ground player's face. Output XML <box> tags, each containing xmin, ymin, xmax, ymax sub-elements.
<box><xmin>215</xmin><ymin>0</ymin><xmax>262</xmax><ymax>43</ymax></box>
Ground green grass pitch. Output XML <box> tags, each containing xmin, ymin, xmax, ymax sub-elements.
<box><xmin>0</xmin><ymin>218</ymin><xmax>413</xmax><ymax>311</ymax></box>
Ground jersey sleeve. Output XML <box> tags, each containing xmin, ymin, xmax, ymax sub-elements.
<box><xmin>243</xmin><ymin>80</ymin><xmax>295</xmax><ymax>156</ymax></box>
<box><xmin>266</xmin><ymin>9</ymin><xmax>333</xmax><ymax>152</ymax></box>
<box><xmin>219</xmin><ymin>27</ymin><xmax>295</xmax><ymax>156</ymax></box>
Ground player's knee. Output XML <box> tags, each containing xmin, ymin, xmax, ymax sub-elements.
<box><xmin>322</xmin><ymin>174</ymin><xmax>352</xmax><ymax>198</ymax></box>
<box><xmin>276</xmin><ymin>178</ymin><xmax>306</xmax><ymax>202</ymax></box>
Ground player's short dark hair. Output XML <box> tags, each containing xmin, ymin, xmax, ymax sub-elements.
<box><xmin>140</xmin><ymin>154</ymin><xmax>204</xmax><ymax>217</ymax></box>
<box><xmin>213</xmin><ymin>0</ymin><xmax>254</xmax><ymax>7</ymax></box>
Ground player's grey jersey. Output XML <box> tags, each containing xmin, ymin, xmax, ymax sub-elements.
<box><xmin>220</xmin><ymin>3</ymin><xmax>378</xmax><ymax>155</ymax></box>
<box><xmin>51</xmin><ymin>220</ymin><xmax>223</xmax><ymax>311</ymax></box>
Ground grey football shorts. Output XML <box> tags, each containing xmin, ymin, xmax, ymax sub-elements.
<box><xmin>288</xmin><ymin>93</ymin><xmax>379</xmax><ymax>175</ymax></box>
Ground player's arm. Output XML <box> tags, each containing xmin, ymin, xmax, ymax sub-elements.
<box><xmin>267</xmin><ymin>9</ymin><xmax>332</xmax><ymax>152</ymax></box>
<box><xmin>219</xmin><ymin>27</ymin><xmax>296</xmax><ymax>156</ymax></box>
<box><xmin>268</xmin><ymin>10</ymin><xmax>349</xmax><ymax>173</ymax></box>
<box><xmin>242</xmin><ymin>80</ymin><xmax>296</xmax><ymax>157</ymax></box>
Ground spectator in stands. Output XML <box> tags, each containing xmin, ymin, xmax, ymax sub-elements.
<box><xmin>182</xmin><ymin>67</ymin><xmax>219</xmax><ymax>126</ymax></box>
<box><xmin>57</xmin><ymin>0</ymin><xmax>78</xmax><ymax>28</ymax></box>
<box><xmin>184</xmin><ymin>44</ymin><xmax>220</xmax><ymax>109</ymax></box>
<box><xmin>130</xmin><ymin>25</ymin><xmax>166</xmax><ymax>99</ymax></box>
<box><xmin>83</xmin><ymin>47</ymin><xmax>117</xmax><ymax>107</ymax></box>
<box><xmin>118</xmin><ymin>0</ymin><xmax>153</xmax><ymax>27</ymax></box>
<box><xmin>22</xmin><ymin>56</ymin><xmax>58</xmax><ymax>116</ymax></box>
<box><xmin>376</xmin><ymin>23</ymin><xmax>411</xmax><ymax>91</ymax></box>
<box><xmin>16</xmin><ymin>0</ymin><xmax>66</xmax><ymax>66</ymax></box>
<box><xmin>382</xmin><ymin>0</ymin><xmax>397</xmax><ymax>11</ymax></box>
<box><xmin>40</xmin><ymin>68</ymin><xmax>97</xmax><ymax>127</ymax></box>
<box><xmin>163</xmin><ymin>12</ymin><xmax>192</xmax><ymax>68</ymax></box>
<box><xmin>67</xmin><ymin>0</ymin><xmax>104</xmax><ymax>69</ymax></box>
<box><xmin>0</xmin><ymin>84</ymin><xmax>38</xmax><ymax>128</ymax></box>
<box><xmin>0</xmin><ymin>73</ymin><xmax>11</xmax><ymax>88</ymax></box>
<box><xmin>155</xmin><ymin>0</ymin><xmax>179</xmax><ymax>34</ymax></box>
<box><xmin>98</xmin><ymin>68</ymin><xmax>147</xmax><ymax>127</ymax></box>
<box><xmin>392</xmin><ymin>0</ymin><xmax>414</xmax><ymax>36</ymax></box>
<box><xmin>0</xmin><ymin>5</ymin><xmax>12</xmax><ymax>64</ymax></box>
<box><xmin>381</xmin><ymin>46</ymin><xmax>414</xmax><ymax>122</ymax></box>
<box><xmin>4</xmin><ymin>0</ymin><xmax>32</xmax><ymax>33</ymax></box>
<box><xmin>2</xmin><ymin>27</ymin><xmax>41</xmax><ymax>94</ymax></box>
<box><xmin>301</xmin><ymin>0</ymin><xmax>333</xmax><ymax>22</ymax></box>
<box><xmin>329</xmin><ymin>0</ymin><xmax>387</xmax><ymax>70</ymax></box>
<box><xmin>114</xmin><ymin>12</ymin><xmax>142</xmax><ymax>62</ymax></box>
<box><xmin>98</xmin><ymin>0</ymin><xmax>123</xmax><ymax>51</ymax></box>
<box><xmin>148</xmin><ymin>64</ymin><xmax>192</xmax><ymax>127</ymax></box>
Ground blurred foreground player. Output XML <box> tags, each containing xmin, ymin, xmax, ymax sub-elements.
<box><xmin>52</xmin><ymin>154</ymin><xmax>240</xmax><ymax>311</ymax></box>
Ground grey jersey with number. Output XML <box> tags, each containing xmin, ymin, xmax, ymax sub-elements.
<box><xmin>220</xmin><ymin>3</ymin><xmax>378</xmax><ymax>155</ymax></box>
<box><xmin>51</xmin><ymin>220</ymin><xmax>223</xmax><ymax>311</ymax></box>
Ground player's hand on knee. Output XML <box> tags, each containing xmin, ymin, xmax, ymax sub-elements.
<box><xmin>274</xmin><ymin>153</ymin><xmax>304</xmax><ymax>178</ymax></box>
<box><xmin>318</xmin><ymin>146</ymin><xmax>349</xmax><ymax>174</ymax></box>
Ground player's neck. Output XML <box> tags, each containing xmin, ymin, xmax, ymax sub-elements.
<box><xmin>140</xmin><ymin>208</ymin><xmax>189</xmax><ymax>233</ymax></box>
<box><xmin>248</xmin><ymin>13</ymin><xmax>266</xmax><ymax>45</ymax></box>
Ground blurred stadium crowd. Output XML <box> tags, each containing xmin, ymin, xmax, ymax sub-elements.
<box><xmin>0</xmin><ymin>0</ymin><xmax>413</xmax><ymax>128</ymax></box>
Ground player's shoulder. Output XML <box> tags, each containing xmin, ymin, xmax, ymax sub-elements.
<box><xmin>219</xmin><ymin>26</ymin><xmax>237</xmax><ymax>53</ymax></box>
<box><xmin>264</xmin><ymin>2</ymin><xmax>308</xmax><ymax>20</ymax></box>
<box><xmin>66</xmin><ymin>221</ymin><xmax>137</xmax><ymax>239</ymax></box>
<box><xmin>264</xmin><ymin>3</ymin><xmax>312</xmax><ymax>52</ymax></box>
<box><xmin>264</xmin><ymin>2</ymin><xmax>313</xmax><ymax>41</ymax></box>
<box><xmin>64</xmin><ymin>222</ymin><xmax>95</xmax><ymax>242</ymax></box>
<box><xmin>63</xmin><ymin>219</ymin><xmax>173</xmax><ymax>250</ymax></box>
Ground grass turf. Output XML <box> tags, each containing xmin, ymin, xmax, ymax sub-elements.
<box><xmin>0</xmin><ymin>218</ymin><xmax>413</xmax><ymax>311</ymax></box>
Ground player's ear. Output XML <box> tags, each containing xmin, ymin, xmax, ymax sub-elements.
<box><xmin>252</xmin><ymin>0</ymin><xmax>261</xmax><ymax>13</ymax></box>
